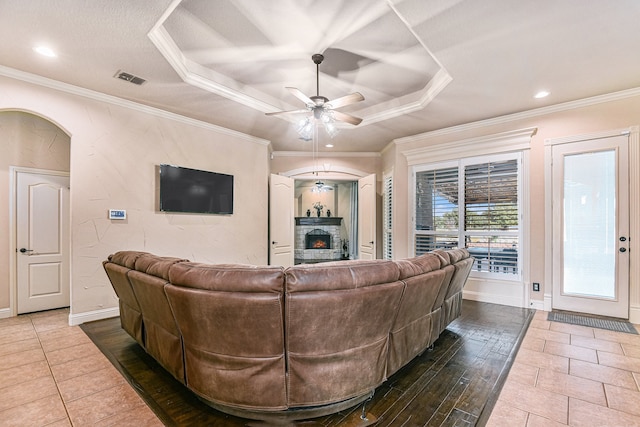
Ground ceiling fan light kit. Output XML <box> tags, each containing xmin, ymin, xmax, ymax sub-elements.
<box><xmin>266</xmin><ymin>53</ymin><xmax>365</xmax><ymax>140</ymax></box>
<box><xmin>310</xmin><ymin>180</ymin><xmax>334</xmax><ymax>193</ymax></box>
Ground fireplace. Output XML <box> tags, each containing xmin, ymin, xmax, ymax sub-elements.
<box><xmin>305</xmin><ymin>229</ymin><xmax>331</xmax><ymax>249</ymax></box>
<box><xmin>295</xmin><ymin>219</ymin><xmax>342</xmax><ymax>264</ymax></box>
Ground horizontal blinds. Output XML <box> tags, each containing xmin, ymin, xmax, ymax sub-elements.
<box><xmin>465</xmin><ymin>159</ymin><xmax>518</xmax><ymax>231</ymax></box>
<box><xmin>415</xmin><ymin>167</ymin><xmax>459</xmax><ymax>232</ymax></box>
<box><xmin>414</xmin><ymin>156</ymin><xmax>519</xmax><ymax>276</ymax></box>
<box><xmin>466</xmin><ymin>235</ymin><xmax>518</xmax><ymax>274</ymax></box>
<box><xmin>415</xmin><ymin>234</ymin><xmax>459</xmax><ymax>256</ymax></box>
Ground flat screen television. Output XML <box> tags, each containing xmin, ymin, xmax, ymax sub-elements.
<box><xmin>159</xmin><ymin>164</ymin><xmax>233</xmax><ymax>214</ymax></box>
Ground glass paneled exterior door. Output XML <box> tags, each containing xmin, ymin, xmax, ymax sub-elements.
<box><xmin>551</xmin><ymin>135</ymin><xmax>629</xmax><ymax>318</ymax></box>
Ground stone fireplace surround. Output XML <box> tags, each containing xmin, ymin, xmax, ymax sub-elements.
<box><xmin>294</xmin><ymin>217</ymin><xmax>342</xmax><ymax>263</ymax></box>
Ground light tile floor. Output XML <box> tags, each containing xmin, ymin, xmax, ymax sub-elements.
<box><xmin>0</xmin><ymin>308</ymin><xmax>161</xmax><ymax>427</ymax></box>
<box><xmin>3</xmin><ymin>308</ymin><xmax>639</xmax><ymax>426</ymax></box>
<box><xmin>487</xmin><ymin>310</ymin><xmax>640</xmax><ymax>426</ymax></box>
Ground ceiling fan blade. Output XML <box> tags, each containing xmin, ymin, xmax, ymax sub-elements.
<box><xmin>286</xmin><ymin>87</ymin><xmax>314</xmax><ymax>106</ymax></box>
<box><xmin>325</xmin><ymin>92</ymin><xmax>364</xmax><ymax>109</ymax></box>
<box><xmin>265</xmin><ymin>109</ymin><xmax>309</xmax><ymax>116</ymax></box>
<box><xmin>331</xmin><ymin>110</ymin><xmax>363</xmax><ymax>126</ymax></box>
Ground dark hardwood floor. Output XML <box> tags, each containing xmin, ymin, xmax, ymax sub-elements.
<box><xmin>80</xmin><ymin>300</ymin><xmax>534</xmax><ymax>426</ymax></box>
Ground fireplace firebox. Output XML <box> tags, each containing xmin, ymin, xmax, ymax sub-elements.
<box><xmin>305</xmin><ymin>229</ymin><xmax>331</xmax><ymax>249</ymax></box>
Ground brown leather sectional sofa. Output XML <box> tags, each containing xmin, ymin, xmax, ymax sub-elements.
<box><xmin>103</xmin><ymin>249</ymin><xmax>473</xmax><ymax>422</ymax></box>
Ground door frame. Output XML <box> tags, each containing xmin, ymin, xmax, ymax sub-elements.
<box><xmin>275</xmin><ymin>164</ymin><xmax>372</xmax><ymax>260</ymax></box>
<box><xmin>9</xmin><ymin>166</ymin><xmax>71</xmax><ymax>317</ymax></box>
<box><xmin>544</xmin><ymin>127</ymin><xmax>640</xmax><ymax>321</ymax></box>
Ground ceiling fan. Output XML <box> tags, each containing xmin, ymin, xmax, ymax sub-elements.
<box><xmin>266</xmin><ymin>53</ymin><xmax>365</xmax><ymax>139</ymax></box>
<box><xmin>311</xmin><ymin>180</ymin><xmax>334</xmax><ymax>193</ymax></box>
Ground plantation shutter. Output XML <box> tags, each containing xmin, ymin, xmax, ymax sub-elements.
<box><xmin>383</xmin><ymin>173</ymin><xmax>393</xmax><ymax>260</ymax></box>
<box><xmin>413</xmin><ymin>154</ymin><xmax>520</xmax><ymax>276</ymax></box>
<box><xmin>465</xmin><ymin>160</ymin><xmax>518</xmax><ymax>231</ymax></box>
<box><xmin>464</xmin><ymin>158</ymin><xmax>519</xmax><ymax>274</ymax></box>
<box><xmin>414</xmin><ymin>167</ymin><xmax>459</xmax><ymax>255</ymax></box>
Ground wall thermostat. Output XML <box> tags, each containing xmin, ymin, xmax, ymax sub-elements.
<box><xmin>109</xmin><ymin>209</ymin><xmax>126</xmax><ymax>220</ymax></box>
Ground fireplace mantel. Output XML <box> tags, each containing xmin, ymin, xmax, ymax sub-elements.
<box><xmin>295</xmin><ymin>217</ymin><xmax>342</xmax><ymax>226</ymax></box>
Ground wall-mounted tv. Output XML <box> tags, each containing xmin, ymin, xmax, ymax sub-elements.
<box><xmin>159</xmin><ymin>164</ymin><xmax>233</xmax><ymax>214</ymax></box>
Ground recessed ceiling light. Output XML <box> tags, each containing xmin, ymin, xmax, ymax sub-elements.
<box><xmin>325</xmin><ymin>144</ymin><xmax>334</xmax><ymax>148</ymax></box>
<box><xmin>33</xmin><ymin>46</ymin><xmax>57</xmax><ymax>58</ymax></box>
<box><xmin>534</xmin><ymin>90</ymin><xmax>550</xmax><ymax>99</ymax></box>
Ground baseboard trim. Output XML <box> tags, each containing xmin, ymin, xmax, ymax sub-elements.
<box><xmin>69</xmin><ymin>307</ymin><xmax>119</xmax><ymax>326</ymax></box>
<box><xmin>463</xmin><ymin>290</ymin><xmax>525</xmax><ymax>308</ymax></box>
<box><xmin>528</xmin><ymin>300</ymin><xmax>545</xmax><ymax>311</ymax></box>
<box><xmin>630</xmin><ymin>305</ymin><xmax>640</xmax><ymax>325</ymax></box>
<box><xmin>0</xmin><ymin>307</ymin><xmax>11</xmax><ymax>319</ymax></box>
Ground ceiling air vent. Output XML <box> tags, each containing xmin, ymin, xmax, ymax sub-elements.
<box><xmin>114</xmin><ymin>70</ymin><xmax>146</xmax><ymax>86</ymax></box>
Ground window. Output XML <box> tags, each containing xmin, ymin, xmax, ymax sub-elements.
<box><xmin>413</xmin><ymin>153</ymin><xmax>521</xmax><ymax>277</ymax></box>
<box><xmin>383</xmin><ymin>172</ymin><xmax>393</xmax><ymax>259</ymax></box>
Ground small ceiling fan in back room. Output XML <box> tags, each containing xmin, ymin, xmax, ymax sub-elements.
<box><xmin>311</xmin><ymin>180</ymin><xmax>334</xmax><ymax>193</ymax></box>
<box><xmin>266</xmin><ymin>53</ymin><xmax>365</xmax><ymax>140</ymax></box>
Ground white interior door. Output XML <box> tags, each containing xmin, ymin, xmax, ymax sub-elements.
<box><xmin>16</xmin><ymin>171</ymin><xmax>70</xmax><ymax>314</ymax></box>
<box><xmin>269</xmin><ymin>173</ymin><xmax>294</xmax><ymax>267</ymax></box>
<box><xmin>551</xmin><ymin>135</ymin><xmax>629</xmax><ymax>318</ymax></box>
<box><xmin>358</xmin><ymin>174</ymin><xmax>376</xmax><ymax>260</ymax></box>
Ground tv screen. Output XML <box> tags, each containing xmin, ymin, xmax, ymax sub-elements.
<box><xmin>159</xmin><ymin>164</ymin><xmax>233</xmax><ymax>214</ymax></box>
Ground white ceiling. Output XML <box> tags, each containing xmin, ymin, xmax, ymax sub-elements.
<box><xmin>2</xmin><ymin>0</ymin><xmax>640</xmax><ymax>153</ymax></box>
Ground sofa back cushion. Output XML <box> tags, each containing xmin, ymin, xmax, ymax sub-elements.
<box><xmin>128</xmin><ymin>270</ymin><xmax>185</xmax><ymax>382</ymax></box>
<box><xmin>284</xmin><ymin>260</ymin><xmax>404</xmax><ymax>407</ymax></box>
<box><xmin>387</xmin><ymin>267</ymin><xmax>447</xmax><ymax>375</ymax></box>
<box><xmin>126</xmin><ymin>254</ymin><xmax>188</xmax><ymax>383</ymax></box>
<box><xmin>134</xmin><ymin>253</ymin><xmax>188</xmax><ymax>280</ymax></box>
<box><xmin>108</xmin><ymin>251</ymin><xmax>149</xmax><ymax>269</ymax></box>
<box><xmin>165</xmin><ymin>262</ymin><xmax>287</xmax><ymax>410</ymax></box>
<box><xmin>103</xmin><ymin>251</ymin><xmax>150</xmax><ymax>346</ymax></box>
<box><xmin>394</xmin><ymin>252</ymin><xmax>442</xmax><ymax>280</ymax></box>
<box><xmin>444</xmin><ymin>249</ymin><xmax>473</xmax><ymax>299</ymax></box>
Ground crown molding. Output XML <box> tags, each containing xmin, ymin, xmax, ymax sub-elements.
<box><xmin>402</xmin><ymin>127</ymin><xmax>537</xmax><ymax>166</ymax></box>
<box><xmin>149</xmin><ymin>0</ymin><xmax>452</xmax><ymax>129</ymax></box>
<box><xmin>394</xmin><ymin>86</ymin><xmax>640</xmax><ymax>146</ymax></box>
<box><xmin>0</xmin><ymin>65</ymin><xmax>271</xmax><ymax>146</ymax></box>
<box><xmin>545</xmin><ymin>127</ymin><xmax>633</xmax><ymax>146</ymax></box>
<box><xmin>271</xmin><ymin>151</ymin><xmax>380</xmax><ymax>158</ymax></box>
<box><xmin>148</xmin><ymin>24</ymin><xmax>282</xmax><ymax>113</ymax></box>
<box><xmin>359</xmin><ymin>69</ymin><xmax>452</xmax><ymax>126</ymax></box>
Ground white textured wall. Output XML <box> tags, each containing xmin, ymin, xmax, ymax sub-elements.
<box><xmin>0</xmin><ymin>75</ymin><xmax>270</xmax><ymax>320</ymax></box>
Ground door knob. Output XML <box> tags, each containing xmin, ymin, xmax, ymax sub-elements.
<box><xmin>19</xmin><ymin>248</ymin><xmax>33</xmax><ymax>253</ymax></box>
<box><xmin>620</xmin><ymin>247</ymin><xmax>627</xmax><ymax>253</ymax></box>
<box><xmin>620</xmin><ymin>236</ymin><xmax>627</xmax><ymax>242</ymax></box>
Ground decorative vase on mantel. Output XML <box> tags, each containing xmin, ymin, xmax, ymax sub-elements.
<box><xmin>306</xmin><ymin>209</ymin><xmax>311</xmax><ymax>217</ymax></box>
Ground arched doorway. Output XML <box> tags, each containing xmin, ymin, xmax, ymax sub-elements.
<box><xmin>0</xmin><ymin>111</ymin><xmax>71</xmax><ymax>316</ymax></box>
